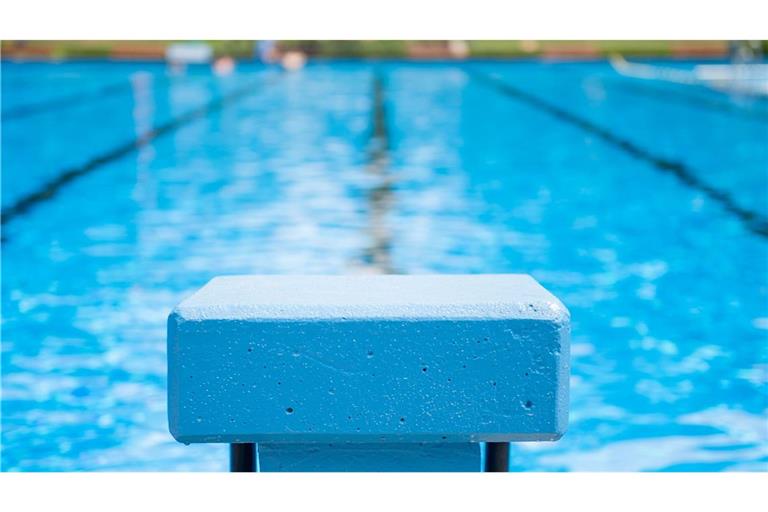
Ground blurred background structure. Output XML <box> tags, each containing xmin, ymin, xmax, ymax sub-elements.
<box><xmin>2</xmin><ymin>40</ymin><xmax>766</xmax><ymax>60</ymax></box>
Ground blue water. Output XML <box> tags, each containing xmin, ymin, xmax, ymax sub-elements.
<box><xmin>2</xmin><ymin>59</ymin><xmax>767</xmax><ymax>471</ymax></box>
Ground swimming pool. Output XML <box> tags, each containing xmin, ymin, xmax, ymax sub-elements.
<box><xmin>2</xmin><ymin>59</ymin><xmax>767</xmax><ymax>471</ymax></box>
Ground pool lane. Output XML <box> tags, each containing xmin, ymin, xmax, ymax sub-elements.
<box><xmin>473</xmin><ymin>62</ymin><xmax>768</xmax><ymax>222</ymax></box>
<box><xmin>3</xmin><ymin>80</ymin><xmax>134</xmax><ymax>121</ymax></box>
<box><xmin>1</xmin><ymin>75</ymin><xmax>279</xmax><ymax>228</ymax></box>
<box><xmin>470</xmin><ymin>70</ymin><xmax>768</xmax><ymax>239</ymax></box>
<box><xmin>1</xmin><ymin>65</ymin><xmax>269</xmax><ymax>212</ymax></box>
<box><xmin>1</xmin><ymin>62</ymin><xmax>143</xmax><ymax>112</ymax></box>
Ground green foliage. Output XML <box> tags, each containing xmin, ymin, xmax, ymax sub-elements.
<box><xmin>468</xmin><ymin>40</ymin><xmax>676</xmax><ymax>58</ymax></box>
<box><xmin>467</xmin><ymin>41</ymin><xmax>531</xmax><ymax>58</ymax></box>
<box><xmin>208</xmin><ymin>40</ymin><xmax>256</xmax><ymax>58</ymax></box>
<box><xmin>54</xmin><ymin>44</ymin><xmax>112</xmax><ymax>59</ymax></box>
<box><xmin>1</xmin><ymin>40</ymin><xmax>754</xmax><ymax>60</ymax></box>
<box><xmin>595</xmin><ymin>40</ymin><xmax>672</xmax><ymax>56</ymax></box>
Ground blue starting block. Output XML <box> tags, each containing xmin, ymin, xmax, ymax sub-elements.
<box><xmin>167</xmin><ymin>274</ymin><xmax>570</xmax><ymax>471</ymax></box>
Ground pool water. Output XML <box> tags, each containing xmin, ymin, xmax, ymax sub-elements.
<box><xmin>2</xmin><ymin>59</ymin><xmax>767</xmax><ymax>471</ymax></box>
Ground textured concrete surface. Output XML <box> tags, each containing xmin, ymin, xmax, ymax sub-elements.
<box><xmin>168</xmin><ymin>274</ymin><xmax>570</xmax><ymax>445</ymax></box>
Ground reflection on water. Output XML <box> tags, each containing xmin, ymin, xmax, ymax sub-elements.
<box><xmin>1</xmin><ymin>60</ymin><xmax>767</xmax><ymax>471</ymax></box>
<box><xmin>356</xmin><ymin>74</ymin><xmax>396</xmax><ymax>275</ymax></box>
<box><xmin>538</xmin><ymin>405</ymin><xmax>768</xmax><ymax>471</ymax></box>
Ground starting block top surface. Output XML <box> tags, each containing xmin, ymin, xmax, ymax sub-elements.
<box><xmin>173</xmin><ymin>274</ymin><xmax>569</xmax><ymax>321</ymax></box>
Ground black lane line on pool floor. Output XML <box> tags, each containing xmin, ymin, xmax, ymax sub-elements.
<box><xmin>607</xmin><ymin>80</ymin><xmax>768</xmax><ymax>122</ymax></box>
<box><xmin>357</xmin><ymin>73</ymin><xmax>399</xmax><ymax>274</ymax></box>
<box><xmin>471</xmin><ymin>71</ymin><xmax>768</xmax><ymax>239</ymax></box>
<box><xmin>2</xmin><ymin>80</ymin><xmax>133</xmax><ymax>121</ymax></box>
<box><xmin>1</xmin><ymin>78</ymin><xmax>273</xmax><ymax>230</ymax></box>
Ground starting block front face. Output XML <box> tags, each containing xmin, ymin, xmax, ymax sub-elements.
<box><xmin>167</xmin><ymin>275</ymin><xmax>570</xmax><ymax>447</ymax></box>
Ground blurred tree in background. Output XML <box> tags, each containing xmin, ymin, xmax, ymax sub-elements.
<box><xmin>3</xmin><ymin>40</ymin><xmax>764</xmax><ymax>60</ymax></box>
